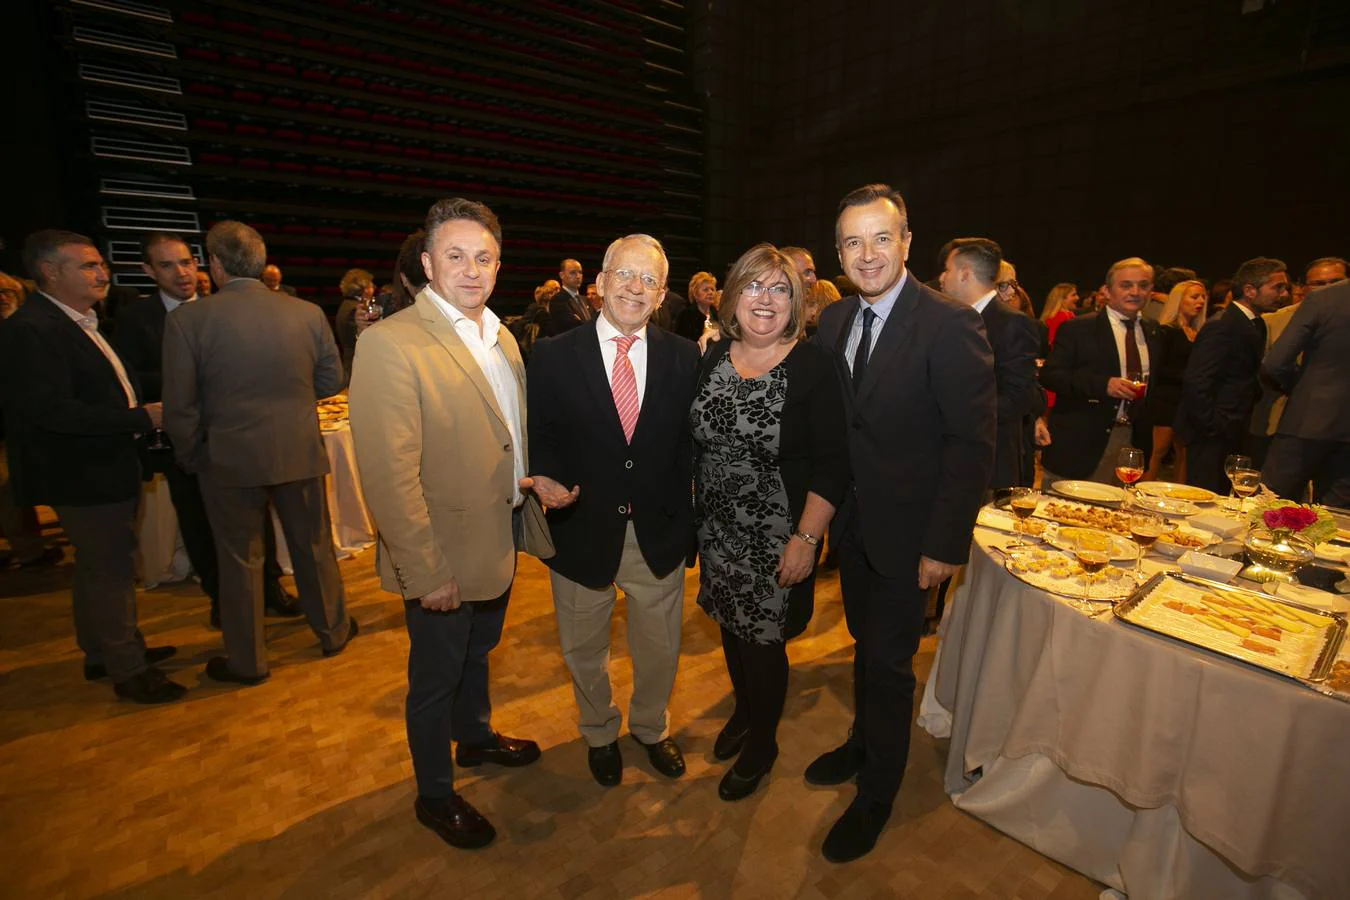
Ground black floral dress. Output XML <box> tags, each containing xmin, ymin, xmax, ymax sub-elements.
<box><xmin>691</xmin><ymin>353</ymin><xmax>793</xmax><ymax>643</ymax></box>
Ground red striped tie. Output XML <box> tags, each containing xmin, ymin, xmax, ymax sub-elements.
<box><xmin>611</xmin><ymin>335</ymin><xmax>639</xmax><ymax>443</ymax></box>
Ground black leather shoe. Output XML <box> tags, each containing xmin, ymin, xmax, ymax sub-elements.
<box><xmin>16</xmin><ymin>546</ymin><xmax>63</xmax><ymax>568</ymax></box>
<box><xmin>414</xmin><ymin>794</ymin><xmax>496</xmax><ymax>850</ymax></box>
<box><xmin>456</xmin><ymin>733</ymin><xmax>542</xmax><ymax>768</ymax></box>
<box><xmin>265</xmin><ymin>592</ymin><xmax>304</xmax><ymax>618</ymax></box>
<box><xmin>113</xmin><ymin>668</ymin><xmax>187</xmax><ymax>704</ymax></box>
<box><xmin>805</xmin><ymin>741</ymin><xmax>862</xmax><ymax>786</ymax></box>
<box><xmin>204</xmin><ymin>656</ymin><xmax>269</xmax><ymax>686</ymax></box>
<box><xmin>322</xmin><ymin>618</ymin><xmax>360</xmax><ymax>657</ymax></box>
<box><xmin>718</xmin><ymin>755</ymin><xmax>775</xmax><ymax>802</ymax></box>
<box><xmin>633</xmin><ymin>735</ymin><xmax>685</xmax><ymax>778</ymax></box>
<box><xmin>587</xmin><ymin>741</ymin><xmax>623</xmax><ymax>787</ymax></box>
<box><xmin>822</xmin><ymin>796</ymin><xmax>893</xmax><ymax>863</ymax></box>
<box><xmin>713</xmin><ymin>721</ymin><xmax>749</xmax><ymax>761</ymax></box>
<box><xmin>85</xmin><ymin>645</ymin><xmax>177</xmax><ymax>681</ymax></box>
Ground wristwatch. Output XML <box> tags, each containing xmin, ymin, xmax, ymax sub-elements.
<box><xmin>793</xmin><ymin>530</ymin><xmax>820</xmax><ymax>546</ymax></box>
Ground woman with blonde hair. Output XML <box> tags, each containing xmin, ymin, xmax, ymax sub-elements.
<box><xmin>691</xmin><ymin>243</ymin><xmax>849</xmax><ymax>801</ymax></box>
<box><xmin>676</xmin><ymin>270</ymin><xmax>719</xmax><ymax>344</ymax></box>
<box><xmin>1145</xmin><ymin>279</ymin><xmax>1208</xmax><ymax>481</ymax></box>
<box><xmin>805</xmin><ymin>279</ymin><xmax>841</xmax><ymax>336</ymax></box>
<box><xmin>1040</xmin><ymin>282</ymin><xmax>1079</xmax><ymax>343</ymax></box>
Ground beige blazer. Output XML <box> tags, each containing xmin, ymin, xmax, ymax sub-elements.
<box><xmin>162</xmin><ymin>277</ymin><xmax>343</xmax><ymax>487</ymax></box>
<box><xmin>348</xmin><ymin>291</ymin><xmax>552</xmax><ymax>602</ymax></box>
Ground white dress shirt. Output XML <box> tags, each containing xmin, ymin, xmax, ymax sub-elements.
<box><xmin>844</xmin><ymin>270</ymin><xmax>908</xmax><ymax>371</ymax></box>
<box><xmin>1104</xmin><ymin>305</ymin><xmax>1151</xmax><ymax>420</ymax></box>
<box><xmin>160</xmin><ymin>290</ymin><xmax>197</xmax><ymax>313</ymax></box>
<box><xmin>425</xmin><ymin>287</ymin><xmax>525</xmax><ymax>505</ymax></box>
<box><xmin>42</xmin><ymin>291</ymin><xmax>137</xmax><ymax>408</ymax></box>
<box><xmin>1230</xmin><ymin>301</ymin><xmax>1257</xmax><ymax>321</ymax></box>
<box><xmin>971</xmin><ymin>289</ymin><xmax>997</xmax><ymax>316</ymax></box>
<box><xmin>596</xmin><ymin>313</ymin><xmax>649</xmax><ymax>410</ymax></box>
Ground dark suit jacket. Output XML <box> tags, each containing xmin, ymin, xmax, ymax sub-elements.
<box><xmin>1262</xmin><ymin>281</ymin><xmax>1350</xmax><ymax>441</ymax></box>
<box><xmin>1175</xmin><ymin>305</ymin><xmax>1265</xmax><ymax>446</ymax></box>
<box><xmin>162</xmin><ymin>278</ymin><xmax>343</xmax><ymax>487</ymax></box>
<box><xmin>980</xmin><ymin>298</ymin><xmax>1042</xmax><ymax>489</ymax></box>
<box><xmin>1040</xmin><ymin>310</ymin><xmax>1161</xmax><ymax>478</ymax></box>
<box><xmin>113</xmin><ymin>293</ymin><xmax>169</xmax><ymax>403</ymax></box>
<box><xmin>674</xmin><ymin>304</ymin><xmax>713</xmax><ymax>343</ymax></box>
<box><xmin>813</xmin><ymin>279</ymin><xmax>996</xmax><ymax>573</ymax></box>
<box><xmin>335</xmin><ymin>298</ymin><xmax>359</xmax><ymax>385</ymax></box>
<box><xmin>542</xmin><ymin>289</ymin><xmax>590</xmax><ymax>338</ymax></box>
<box><xmin>527</xmin><ymin>319</ymin><xmax>700</xmax><ymax>588</ymax></box>
<box><xmin>0</xmin><ymin>294</ymin><xmax>152</xmax><ymax>506</ymax></box>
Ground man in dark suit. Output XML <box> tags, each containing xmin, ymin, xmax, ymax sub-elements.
<box><xmin>261</xmin><ymin>264</ymin><xmax>298</xmax><ymax>296</ymax></box>
<box><xmin>526</xmin><ymin>234</ymin><xmax>700</xmax><ymax>788</ymax></box>
<box><xmin>1175</xmin><ymin>257</ymin><xmax>1290</xmax><ymax>493</ymax></box>
<box><xmin>1261</xmin><ymin>278</ymin><xmax>1350</xmax><ymax>505</ymax></box>
<box><xmin>163</xmin><ymin>221</ymin><xmax>356</xmax><ymax>685</ymax></box>
<box><xmin>543</xmin><ymin>257</ymin><xmax>591</xmax><ymax>337</ymax></box>
<box><xmin>116</xmin><ymin>232</ymin><xmax>300</xmax><ymax>628</ymax></box>
<box><xmin>1041</xmin><ymin>258</ymin><xmax>1162</xmax><ymax>484</ymax></box>
<box><xmin>0</xmin><ymin>230</ymin><xmax>185</xmax><ymax>703</ymax></box>
<box><xmin>808</xmin><ymin>185</ymin><xmax>996</xmax><ymax>862</ymax></box>
<box><xmin>939</xmin><ymin>237</ymin><xmax>1040</xmax><ymax>490</ymax></box>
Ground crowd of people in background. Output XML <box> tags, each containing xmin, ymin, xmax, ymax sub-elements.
<box><xmin>0</xmin><ymin>182</ymin><xmax>1345</xmax><ymax>864</ymax></box>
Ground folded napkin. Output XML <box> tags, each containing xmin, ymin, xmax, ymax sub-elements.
<box><xmin>1268</xmin><ymin>580</ymin><xmax>1350</xmax><ymax>612</ymax></box>
<box><xmin>1186</xmin><ymin>510</ymin><xmax>1247</xmax><ymax>539</ymax></box>
<box><xmin>1178</xmin><ymin>550</ymin><xmax>1244</xmax><ymax>582</ymax></box>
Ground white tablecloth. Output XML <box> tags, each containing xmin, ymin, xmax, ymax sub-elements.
<box><xmin>136</xmin><ymin>423</ymin><xmax>375</xmax><ymax>582</ymax></box>
<box><xmin>922</xmin><ymin>523</ymin><xmax>1349</xmax><ymax>900</ymax></box>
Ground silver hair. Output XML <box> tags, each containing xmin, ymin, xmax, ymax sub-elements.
<box><xmin>600</xmin><ymin>234</ymin><xmax>668</xmax><ymax>283</ymax></box>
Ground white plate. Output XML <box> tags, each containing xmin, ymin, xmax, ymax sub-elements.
<box><xmin>1130</xmin><ymin>493</ymin><xmax>1200</xmax><ymax>518</ymax></box>
<box><xmin>1050</xmin><ymin>480</ymin><xmax>1126</xmax><ymax>505</ymax></box>
<box><xmin>1152</xmin><ymin>526</ymin><xmax>1216</xmax><ymax>559</ymax></box>
<box><xmin>1047</xmin><ymin>526</ymin><xmax>1140</xmax><ymax>562</ymax></box>
<box><xmin>1135</xmin><ymin>481</ymin><xmax>1218</xmax><ymax>504</ymax></box>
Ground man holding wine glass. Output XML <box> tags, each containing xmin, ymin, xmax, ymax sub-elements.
<box><xmin>1041</xmin><ymin>258</ymin><xmax>1161</xmax><ymax>487</ymax></box>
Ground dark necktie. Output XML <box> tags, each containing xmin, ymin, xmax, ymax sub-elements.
<box><xmin>851</xmin><ymin>307</ymin><xmax>877</xmax><ymax>389</ymax></box>
<box><xmin>1252</xmin><ymin>313</ymin><xmax>1267</xmax><ymax>350</ymax></box>
<box><xmin>1123</xmin><ymin>316</ymin><xmax>1142</xmax><ymax>421</ymax></box>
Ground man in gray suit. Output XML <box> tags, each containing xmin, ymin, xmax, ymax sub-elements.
<box><xmin>1261</xmin><ymin>279</ymin><xmax>1350</xmax><ymax>506</ymax></box>
<box><xmin>163</xmin><ymin>221</ymin><xmax>357</xmax><ymax>684</ymax></box>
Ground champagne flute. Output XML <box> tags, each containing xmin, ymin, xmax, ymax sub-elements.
<box><xmin>1007</xmin><ymin>487</ymin><xmax>1039</xmax><ymax>549</ymax></box>
<box><xmin>1073</xmin><ymin>535</ymin><xmax>1112</xmax><ymax>613</ymax></box>
<box><xmin>1115</xmin><ymin>446</ymin><xmax>1144</xmax><ymax>505</ymax></box>
<box><xmin>1224</xmin><ymin>454</ymin><xmax>1253</xmax><ymax>508</ymax></box>
<box><xmin>1128</xmin><ymin>512</ymin><xmax>1166</xmax><ymax>584</ymax></box>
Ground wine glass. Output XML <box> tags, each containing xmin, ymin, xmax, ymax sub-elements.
<box><xmin>1224</xmin><ymin>454</ymin><xmax>1253</xmax><ymax>508</ymax></box>
<box><xmin>1007</xmin><ymin>487</ymin><xmax>1039</xmax><ymax>549</ymax></box>
<box><xmin>1073</xmin><ymin>534</ymin><xmax>1112</xmax><ymax>613</ymax></box>
<box><xmin>1115</xmin><ymin>446</ymin><xmax>1144</xmax><ymax>504</ymax></box>
<box><xmin>1231</xmin><ymin>467</ymin><xmax>1262</xmax><ymax>506</ymax></box>
<box><xmin>1127</xmin><ymin>512</ymin><xmax>1166</xmax><ymax>584</ymax></box>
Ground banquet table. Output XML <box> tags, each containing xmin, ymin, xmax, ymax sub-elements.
<box><xmin>136</xmin><ymin>421</ymin><xmax>375</xmax><ymax>583</ymax></box>
<box><xmin>922</xmin><ymin>519</ymin><xmax>1350</xmax><ymax>900</ymax></box>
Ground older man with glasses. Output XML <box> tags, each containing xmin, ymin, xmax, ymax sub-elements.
<box><xmin>524</xmin><ymin>233</ymin><xmax>701</xmax><ymax>789</ymax></box>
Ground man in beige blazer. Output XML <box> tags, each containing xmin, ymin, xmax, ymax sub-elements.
<box><xmin>162</xmin><ymin>221</ymin><xmax>356</xmax><ymax>685</ymax></box>
<box><xmin>349</xmin><ymin>198</ymin><xmax>557</xmax><ymax>852</ymax></box>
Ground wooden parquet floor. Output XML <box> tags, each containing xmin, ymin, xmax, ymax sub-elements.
<box><xmin>0</xmin><ymin>529</ymin><xmax>1102</xmax><ymax>900</ymax></box>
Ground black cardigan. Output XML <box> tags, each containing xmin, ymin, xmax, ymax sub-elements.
<box><xmin>693</xmin><ymin>337</ymin><xmax>851</xmax><ymax>637</ymax></box>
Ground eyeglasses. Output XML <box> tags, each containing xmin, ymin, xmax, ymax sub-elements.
<box><xmin>996</xmin><ymin>280</ymin><xmax>1019</xmax><ymax>292</ymax></box>
<box><xmin>1306</xmin><ymin>276</ymin><xmax>1347</xmax><ymax>289</ymax></box>
<box><xmin>741</xmin><ymin>281</ymin><xmax>790</xmax><ymax>299</ymax></box>
<box><xmin>607</xmin><ymin>268</ymin><xmax>662</xmax><ymax>291</ymax></box>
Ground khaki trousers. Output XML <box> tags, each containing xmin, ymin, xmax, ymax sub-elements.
<box><xmin>550</xmin><ymin>521</ymin><xmax>685</xmax><ymax>746</ymax></box>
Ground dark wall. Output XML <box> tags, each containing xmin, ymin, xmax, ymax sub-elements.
<box><xmin>693</xmin><ymin>0</ymin><xmax>1350</xmax><ymax>304</ymax></box>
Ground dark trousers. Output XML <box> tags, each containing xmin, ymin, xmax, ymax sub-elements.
<box><xmin>404</xmin><ymin>588</ymin><xmax>509</xmax><ymax>799</ymax></box>
<box><xmin>719</xmin><ymin>626</ymin><xmax>787</xmax><ymax>772</ymax></box>
<box><xmin>162</xmin><ymin>463</ymin><xmax>289</xmax><ymax>612</ymax></box>
<box><xmin>54</xmin><ymin>499</ymin><xmax>147</xmax><ymax>681</ymax></box>
<box><xmin>198</xmin><ymin>474</ymin><xmax>349</xmax><ymax>678</ymax></box>
<box><xmin>837</xmin><ymin>514</ymin><xmax>927</xmax><ymax>805</ymax></box>
<box><xmin>1264</xmin><ymin>436</ymin><xmax>1350</xmax><ymax>507</ymax></box>
<box><xmin>1185</xmin><ymin>435</ymin><xmax>1239</xmax><ymax>495</ymax></box>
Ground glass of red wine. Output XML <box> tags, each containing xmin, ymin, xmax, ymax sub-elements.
<box><xmin>1115</xmin><ymin>446</ymin><xmax>1144</xmax><ymax>506</ymax></box>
